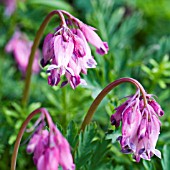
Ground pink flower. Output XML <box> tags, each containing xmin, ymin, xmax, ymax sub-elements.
<box><xmin>27</xmin><ymin>112</ymin><xmax>75</xmax><ymax>170</ymax></box>
<box><xmin>41</xmin><ymin>12</ymin><xmax>108</xmax><ymax>89</ymax></box>
<box><xmin>0</xmin><ymin>0</ymin><xmax>16</xmax><ymax>16</ymax></box>
<box><xmin>111</xmin><ymin>90</ymin><xmax>164</xmax><ymax>162</ymax></box>
<box><xmin>5</xmin><ymin>30</ymin><xmax>40</xmax><ymax>75</ymax></box>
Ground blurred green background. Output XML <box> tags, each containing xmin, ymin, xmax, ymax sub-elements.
<box><xmin>0</xmin><ymin>0</ymin><xmax>170</xmax><ymax>169</ymax></box>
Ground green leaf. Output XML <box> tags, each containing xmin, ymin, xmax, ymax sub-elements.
<box><xmin>66</xmin><ymin>121</ymin><xmax>79</xmax><ymax>150</ymax></box>
<box><xmin>28</xmin><ymin>102</ymin><xmax>41</xmax><ymax>114</ymax></box>
<box><xmin>141</xmin><ymin>65</ymin><xmax>152</xmax><ymax>76</ymax></box>
<box><xmin>150</xmin><ymin>58</ymin><xmax>158</xmax><ymax>67</ymax></box>
<box><xmin>75</xmin><ymin>123</ymin><xmax>97</xmax><ymax>169</ymax></box>
<box><xmin>8</xmin><ymin>134</ymin><xmax>17</xmax><ymax>145</ymax></box>
<box><xmin>161</xmin><ymin>145</ymin><xmax>170</xmax><ymax>170</ymax></box>
<box><xmin>75</xmin><ymin>123</ymin><xmax>115</xmax><ymax>170</ymax></box>
<box><xmin>158</xmin><ymin>79</ymin><xmax>167</xmax><ymax>89</ymax></box>
<box><xmin>28</xmin><ymin>0</ymin><xmax>74</xmax><ymax>12</ymax></box>
<box><xmin>143</xmin><ymin>160</ymin><xmax>153</xmax><ymax>170</ymax></box>
<box><xmin>86</xmin><ymin>138</ymin><xmax>112</xmax><ymax>170</ymax></box>
<box><xmin>107</xmin><ymin>8</ymin><xmax>125</xmax><ymax>35</ymax></box>
<box><xmin>114</xmin><ymin>166</ymin><xmax>125</xmax><ymax>170</ymax></box>
<box><xmin>106</xmin><ymin>129</ymin><xmax>121</xmax><ymax>144</ymax></box>
<box><xmin>11</xmin><ymin>102</ymin><xmax>23</xmax><ymax>114</ymax></box>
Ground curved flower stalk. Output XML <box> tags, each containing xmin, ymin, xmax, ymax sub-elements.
<box><xmin>22</xmin><ymin>10</ymin><xmax>108</xmax><ymax>106</ymax></box>
<box><xmin>5</xmin><ymin>30</ymin><xmax>40</xmax><ymax>75</ymax></box>
<box><xmin>80</xmin><ymin>77</ymin><xmax>164</xmax><ymax>162</ymax></box>
<box><xmin>11</xmin><ymin>108</ymin><xmax>75</xmax><ymax>170</ymax></box>
<box><xmin>41</xmin><ymin>10</ymin><xmax>109</xmax><ymax>89</ymax></box>
<box><xmin>111</xmin><ymin>90</ymin><xmax>164</xmax><ymax>162</ymax></box>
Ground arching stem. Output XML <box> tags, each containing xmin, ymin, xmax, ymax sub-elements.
<box><xmin>11</xmin><ymin>108</ymin><xmax>53</xmax><ymax>170</ymax></box>
<box><xmin>21</xmin><ymin>10</ymin><xmax>66</xmax><ymax>107</ymax></box>
<box><xmin>60</xmin><ymin>10</ymin><xmax>81</xmax><ymax>24</ymax></box>
<box><xmin>80</xmin><ymin>77</ymin><xmax>147</xmax><ymax>131</ymax></box>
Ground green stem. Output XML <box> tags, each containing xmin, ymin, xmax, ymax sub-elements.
<box><xmin>21</xmin><ymin>10</ymin><xmax>66</xmax><ymax>107</ymax></box>
<box><xmin>11</xmin><ymin>108</ymin><xmax>52</xmax><ymax>170</ymax></box>
<box><xmin>80</xmin><ymin>77</ymin><xmax>147</xmax><ymax>131</ymax></box>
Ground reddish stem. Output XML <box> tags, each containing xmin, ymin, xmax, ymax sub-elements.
<box><xmin>21</xmin><ymin>10</ymin><xmax>66</xmax><ymax>107</ymax></box>
<box><xmin>80</xmin><ymin>77</ymin><xmax>147</xmax><ymax>131</ymax></box>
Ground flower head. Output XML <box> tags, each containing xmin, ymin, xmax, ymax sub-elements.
<box><xmin>111</xmin><ymin>89</ymin><xmax>164</xmax><ymax>162</ymax></box>
<box><xmin>41</xmin><ymin>11</ymin><xmax>108</xmax><ymax>89</ymax></box>
<box><xmin>5</xmin><ymin>30</ymin><xmax>40</xmax><ymax>75</ymax></box>
<box><xmin>27</xmin><ymin>111</ymin><xmax>75</xmax><ymax>170</ymax></box>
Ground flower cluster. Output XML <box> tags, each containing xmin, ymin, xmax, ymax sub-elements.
<box><xmin>5</xmin><ymin>30</ymin><xmax>40</xmax><ymax>75</ymax></box>
<box><xmin>26</xmin><ymin>112</ymin><xmax>75</xmax><ymax>170</ymax></box>
<box><xmin>111</xmin><ymin>89</ymin><xmax>164</xmax><ymax>162</ymax></box>
<box><xmin>41</xmin><ymin>11</ymin><xmax>109</xmax><ymax>89</ymax></box>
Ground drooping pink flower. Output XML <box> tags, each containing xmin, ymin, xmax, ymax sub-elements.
<box><xmin>41</xmin><ymin>12</ymin><xmax>108</xmax><ymax>89</ymax></box>
<box><xmin>5</xmin><ymin>30</ymin><xmax>40</xmax><ymax>75</ymax></box>
<box><xmin>27</xmin><ymin>112</ymin><xmax>75</xmax><ymax>170</ymax></box>
<box><xmin>111</xmin><ymin>90</ymin><xmax>164</xmax><ymax>162</ymax></box>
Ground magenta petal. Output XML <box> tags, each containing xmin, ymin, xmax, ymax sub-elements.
<box><xmin>42</xmin><ymin>33</ymin><xmax>54</xmax><ymax>67</ymax></box>
<box><xmin>68</xmin><ymin>58</ymin><xmax>81</xmax><ymax>76</ymax></box>
<box><xmin>48</xmin><ymin>69</ymin><xmax>61</xmax><ymax>86</ymax></box>
<box><xmin>37</xmin><ymin>148</ymin><xmax>59</xmax><ymax>170</ymax></box>
<box><xmin>73</xmin><ymin>35</ymin><xmax>86</xmax><ymax>58</ymax></box>
<box><xmin>54</xmin><ymin>35</ymin><xmax>74</xmax><ymax>68</ymax></box>
<box><xmin>148</xmin><ymin>100</ymin><xmax>164</xmax><ymax>116</ymax></box>
<box><xmin>70</xmin><ymin>76</ymin><xmax>81</xmax><ymax>89</ymax></box>
<box><xmin>65</xmin><ymin>72</ymin><xmax>81</xmax><ymax>89</ymax></box>
<box><xmin>111</xmin><ymin>101</ymin><xmax>128</xmax><ymax>127</ymax></box>
<box><xmin>96</xmin><ymin>42</ymin><xmax>109</xmax><ymax>55</ymax></box>
<box><xmin>59</xmin><ymin>138</ymin><xmax>75</xmax><ymax>170</ymax></box>
<box><xmin>154</xmin><ymin>149</ymin><xmax>161</xmax><ymax>159</ymax></box>
<box><xmin>111</xmin><ymin>112</ymin><xmax>122</xmax><ymax>127</ymax></box>
<box><xmin>76</xmin><ymin>29</ymin><xmax>97</xmax><ymax>69</ymax></box>
<box><xmin>48</xmin><ymin>127</ymin><xmax>75</xmax><ymax>170</ymax></box>
<box><xmin>122</xmin><ymin>108</ymin><xmax>142</xmax><ymax>147</ymax></box>
<box><xmin>47</xmin><ymin>148</ymin><xmax>59</xmax><ymax>170</ymax></box>
<box><xmin>33</xmin><ymin>130</ymin><xmax>49</xmax><ymax>165</ymax></box>
<box><xmin>61</xmin><ymin>81</ymin><xmax>68</xmax><ymax>88</ymax></box>
<box><xmin>27</xmin><ymin>134</ymin><xmax>40</xmax><ymax>154</ymax></box>
<box><xmin>137</xmin><ymin>117</ymin><xmax>147</xmax><ymax>141</ymax></box>
<box><xmin>79</xmin><ymin>23</ymin><xmax>109</xmax><ymax>55</ymax></box>
<box><xmin>148</xmin><ymin>115</ymin><xmax>161</xmax><ymax>150</ymax></box>
<box><xmin>37</xmin><ymin>155</ymin><xmax>46</xmax><ymax>170</ymax></box>
<box><xmin>66</xmin><ymin>67</ymin><xmax>75</xmax><ymax>76</ymax></box>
